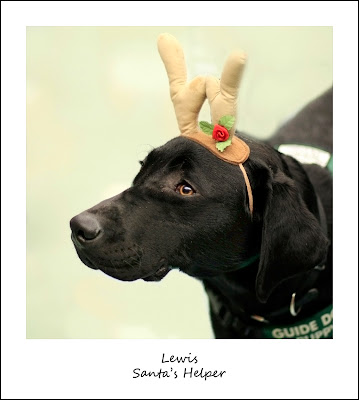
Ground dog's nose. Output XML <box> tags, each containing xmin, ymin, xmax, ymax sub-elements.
<box><xmin>70</xmin><ymin>212</ymin><xmax>102</xmax><ymax>243</ymax></box>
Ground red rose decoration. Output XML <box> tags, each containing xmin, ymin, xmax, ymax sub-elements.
<box><xmin>212</xmin><ymin>124</ymin><xmax>230</xmax><ymax>142</ymax></box>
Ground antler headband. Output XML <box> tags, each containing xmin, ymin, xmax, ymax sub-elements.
<box><xmin>157</xmin><ymin>33</ymin><xmax>253</xmax><ymax>215</ymax></box>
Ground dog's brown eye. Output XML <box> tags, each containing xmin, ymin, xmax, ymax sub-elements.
<box><xmin>177</xmin><ymin>183</ymin><xmax>195</xmax><ymax>196</ymax></box>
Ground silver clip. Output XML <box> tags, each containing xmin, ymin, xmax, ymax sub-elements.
<box><xmin>314</xmin><ymin>265</ymin><xmax>326</xmax><ymax>271</ymax></box>
<box><xmin>289</xmin><ymin>292</ymin><xmax>302</xmax><ymax>317</ymax></box>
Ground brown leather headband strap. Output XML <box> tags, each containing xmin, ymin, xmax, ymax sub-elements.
<box><xmin>239</xmin><ymin>163</ymin><xmax>253</xmax><ymax>216</ymax></box>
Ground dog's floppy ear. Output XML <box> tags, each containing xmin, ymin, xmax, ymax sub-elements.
<box><xmin>255</xmin><ymin>170</ymin><xmax>329</xmax><ymax>303</ymax></box>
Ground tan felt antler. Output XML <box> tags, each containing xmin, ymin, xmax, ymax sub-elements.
<box><xmin>158</xmin><ymin>33</ymin><xmax>253</xmax><ymax>215</ymax></box>
<box><xmin>206</xmin><ymin>50</ymin><xmax>246</xmax><ymax>137</ymax></box>
<box><xmin>157</xmin><ymin>33</ymin><xmax>206</xmax><ymax>136</ymax></box>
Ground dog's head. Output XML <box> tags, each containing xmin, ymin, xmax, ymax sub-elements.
<box><xmin>70</xmin><ymin>135</ymin><xmax>329</xmax><ymax>302</ymax></box>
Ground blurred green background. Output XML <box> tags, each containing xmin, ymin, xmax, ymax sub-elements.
<box><xmin>27</xmin><ymin>26</ymin><xmax>332</xmax><ymax>338</ymax></box>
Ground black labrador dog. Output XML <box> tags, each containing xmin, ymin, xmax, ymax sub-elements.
<box><xmin>70</xmin><ymin>88</ymin><xmax>333</xmax><ymax>339</ymax></box>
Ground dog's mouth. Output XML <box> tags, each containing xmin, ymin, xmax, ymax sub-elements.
<box><xmin>72</xmin><ymin>237</ymin><xmax>171</xmax><ymax>281</ymax></box>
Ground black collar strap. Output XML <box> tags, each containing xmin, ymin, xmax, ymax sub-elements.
<box><xmin>239</xmin><ymin>253</ymin><xmax>259</xmax><ymax>270</ymax></box>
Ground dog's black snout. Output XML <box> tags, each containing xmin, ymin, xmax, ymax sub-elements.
<box><xmin>70</xmin><ymin>212</ymin><xmax>102</xmax><ymax>243</ymax></box>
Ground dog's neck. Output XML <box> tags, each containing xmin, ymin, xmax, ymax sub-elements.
<box><xmin>203</xmin><ymin>152</ymin><xmax>328</xmax><ymax>323</ymax></box>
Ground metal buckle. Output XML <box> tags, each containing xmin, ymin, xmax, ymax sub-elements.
<box><xmin>314</xmin><ymin>264</ymin><xmax>326</xmax><ymax>271</ymax></box>
<box><xmin>289</xmin><ymin>292</ymin><xmax>301</xmax><ymax>317</ymax></box>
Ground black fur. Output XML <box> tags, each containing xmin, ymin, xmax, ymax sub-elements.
<box><xmin>70</xmin><ymin>88</ymin><xmax>333</xmax><ymax>338</ymax></box>
<box><xmin>269</xmin><ymin>87</ymin><xmax>333</xmax><ymax>152</ymax></box>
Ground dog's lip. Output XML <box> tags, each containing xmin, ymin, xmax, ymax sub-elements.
<box><xmin>154</xmin><ymin>265</ymin><xmax>170</xmax><ymax>277</ymax></box>
<box><xmin>96</xmin><ymin>264</ymin><xmax>171</xmax><ymax>282</ymax></box>
<box><xmin>142</xmin><ymin>266</ymin><xmax>171</xmax><ymax>281</ymax></box>
<box><xmin>71</xmin><ymin>234</ymin><xmax>99</xmax><ymax>269</ymax></box>
<box><xmin>142</xmin><ymin>260</ymin><xmax>171</xmax><ymax>281</ymax></box>
<box><xmin>78</xmin><ymin>252</ymin><xmax>99</xmax><ymax>270</ymax></box>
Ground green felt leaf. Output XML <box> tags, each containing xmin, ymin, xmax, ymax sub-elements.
<box><xmin>216</xmin><ymin>138</ymin><xmax>232</xmax><ymax>152</ymax></box>
<box><xmin>199</xmin><ymin>121</ymin><xmax>214</xmax><ymax>135</ymax></box>
<box><xmin>218</xmin><ymin>115</ymin><xmax>235</xmax><ymax>130</ymax></box>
